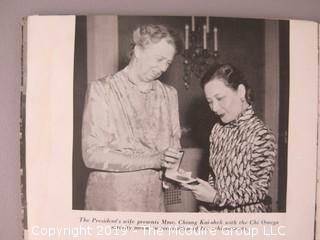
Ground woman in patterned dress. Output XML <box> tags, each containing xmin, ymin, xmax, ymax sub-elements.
<box><xmin>183</xmin><ymin>63</ymin><xmax>277</xmax><ymax>212</ymax></box>
<box><xmin>82</xmin><ymin>25</ymin><xmax>182</xmax><ymax>211</ymax></box>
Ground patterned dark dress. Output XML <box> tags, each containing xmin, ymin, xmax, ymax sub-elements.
<box><xmin>203</xmin><ymin>106</ymin><xmax>277</xmax><ymax>212</ymax></box>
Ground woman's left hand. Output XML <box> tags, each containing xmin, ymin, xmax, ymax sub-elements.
<box><xmin>181</xmin><ymin>178</ymin><xmax>217</xmax><ymax>203</ymax></box>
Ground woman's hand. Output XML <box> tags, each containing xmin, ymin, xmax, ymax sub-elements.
<box><xmin>160</xmin><ymin>148</ymin><xmax>182</xmax><ymax>169</ymax></box>
<box><xmin>181</xmin><ymin>178</ymin><xmax>217</xmax><ymax>203</ymax></box>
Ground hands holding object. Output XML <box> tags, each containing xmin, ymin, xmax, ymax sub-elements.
<box><xmin>161</xmin><ymin>148</ymin><xmax>183</xmax><ymax>169</ymax></box>
<box><xmin>181</xmin><ymin>178</ymin><xmax>217</xmax><ymax>203</ymax></box>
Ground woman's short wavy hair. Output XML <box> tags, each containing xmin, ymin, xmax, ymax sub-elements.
<box><xmin>129</xmin><ymin>24</ymin><xmax>181</xmax><ymax>59</ymax></box>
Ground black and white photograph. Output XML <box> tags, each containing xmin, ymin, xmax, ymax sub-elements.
<box><xmin>20</xmin><ymin>14</ymin><xmax>319</xmax><ymax>240</ymax></box>
<box><xmin>71</xmin><ymin>15</ymin><xmax>289</xmax><ymax>213</ymax></box>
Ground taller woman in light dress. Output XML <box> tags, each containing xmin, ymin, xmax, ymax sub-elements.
<box><xmin>183</xmin><ymin>63</ymin><xmax>277</xmax><ymax>212</ymax></box>
<box><xmin>82</xmin><ymin>24</ymin><xmax>182</xmax><ymax>211</ymax></box>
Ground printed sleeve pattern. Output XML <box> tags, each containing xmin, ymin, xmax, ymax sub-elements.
<box><xmin>207</xmin><ymin>106</ymin><xmax>277</xmax><ymax>212</ymax></box>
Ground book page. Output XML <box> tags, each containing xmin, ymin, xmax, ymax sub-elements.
<box><xmin>23</xmin><ymin>16</ymin><xmax>319</xmax><ymax>239</ymax></box>
<box><xmin>316</xmin><ymin>22</ymin><xmax>320</xmax><ymax>240</ymax></box>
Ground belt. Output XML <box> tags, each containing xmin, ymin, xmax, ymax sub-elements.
<box><xmin>207</xmin><ymin>195</ymin><xmax>272</xmax><ymax>211</ymax></box>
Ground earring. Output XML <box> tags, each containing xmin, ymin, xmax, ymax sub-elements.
<box><xmin>241</xmin><ymin>97</ymin><xmax>246</xmax><ymax>111</ymax></box>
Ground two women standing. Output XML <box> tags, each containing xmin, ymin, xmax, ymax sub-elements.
<box><xmin>82</xmin><ymin>24</ymin><xmax>277</xmax><ymax>213</ymax></box>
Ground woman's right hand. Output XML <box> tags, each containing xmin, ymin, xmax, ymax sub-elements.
<box><xmin>160</xmin><ymin>148</ymin><xmax>182</xmax><ymax>169</ymax></box>
<box><xmin>181</xmin><ymin>178</ymin><xmax>217</xmax><ymax>203</ymax></box>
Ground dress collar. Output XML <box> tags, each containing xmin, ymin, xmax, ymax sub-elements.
<box><xmin>121</xmin><ymin>66</ymin><xmax>155</xmax><ymax>93</ymax></box>
<box><xmin>224</xmin><ymin>105</ymin><xmax>255</xmax><ymax>128</ymax></box>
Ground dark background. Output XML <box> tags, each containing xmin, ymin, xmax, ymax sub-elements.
<box><xmin>1</xmin><ymin>0</ymin><xmax>319</xmax><ymax>239</ymax></box>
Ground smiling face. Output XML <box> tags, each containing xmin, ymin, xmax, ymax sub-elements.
<box><xmin>134</xmin><ymin>39</ymin><xmax>175</xmax><ymax>83</ymax></box>
<box><xmin>204</xmin><ymin>78</ymin><xmax>246</xmax><ymax>123</ymax></box>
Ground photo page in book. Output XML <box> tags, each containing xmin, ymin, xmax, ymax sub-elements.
<box><xmin>22</xmin><ymin>15</ymin><xmax>319</xmax><ymax>240</ymax></box>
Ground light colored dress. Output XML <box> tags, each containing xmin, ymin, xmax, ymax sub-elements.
<box><xmin>82</xmin><ymin>67</ymin><xmax>181</xmax><ymax>211</ymax></box>
<box><xmin>203</xmin><ymin>106</ymin><xmax>276</xmax><ymax>212</ymax></box>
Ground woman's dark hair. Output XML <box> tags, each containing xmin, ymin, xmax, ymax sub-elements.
<box><xmin>200</xmin><ymin>63</ymin><xmax>254</xmax><ymax>104</ymax></box>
